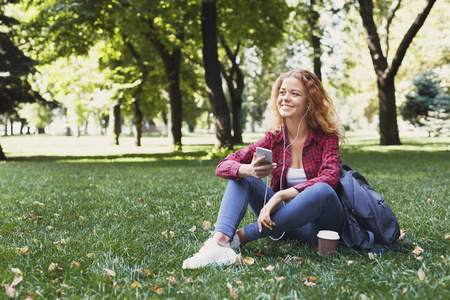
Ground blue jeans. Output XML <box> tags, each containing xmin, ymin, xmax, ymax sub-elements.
<box><xmin>214</xmin><ymin>178</ymin><xmax>344</xmax><ymax>245</ymax></box>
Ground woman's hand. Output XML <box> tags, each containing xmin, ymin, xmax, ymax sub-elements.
<box><xmin>257</xmin><ymin>188</ymin><xmax>300</xmax><ymax>232</ymax></box>
<box><xmin>238</xmin><ymin>153</ymin><xmax>277</xmax><ymax>179</ymax></box>
<box><xmin>257</xmin><ymin>193</ymin><xmax>283</xmax><ymax>232</ymax></box>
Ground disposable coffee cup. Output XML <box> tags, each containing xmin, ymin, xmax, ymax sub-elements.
<box><xmin>317</xmin><ymin>230</ymin><xmax>340</xmax><ymax>256</ymax></box>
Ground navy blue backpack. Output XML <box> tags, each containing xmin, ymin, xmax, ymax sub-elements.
<box><xmin>337</xmin><ymin>164</ymin><xmax>400</xmax><ymax>251</ymax></box>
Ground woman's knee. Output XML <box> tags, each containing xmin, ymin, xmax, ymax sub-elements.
<box><xmin>305</xmin><ymin>182</ymin><xmax>336</xmax><ymax>198</ymax></box>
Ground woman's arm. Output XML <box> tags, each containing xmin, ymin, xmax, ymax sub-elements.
<box><xmin>257</xmin><ymin>187</ymin><xmax>299</xmax><ymax>232</ymax></box>
<box><xmin>216</xmin><ymin>131</ymin><xmax>276</xmax><ymax>179</ymax></box>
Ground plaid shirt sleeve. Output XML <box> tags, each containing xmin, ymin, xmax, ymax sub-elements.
<box><xmin>215</xmin><ymin>131</ymin><xmax>275</xmax><ymax>179</ymax></box>
<box><xmin>290</xmin><ymin>130</ymin><xmax>341</xmax><ymax>192</ymax></box>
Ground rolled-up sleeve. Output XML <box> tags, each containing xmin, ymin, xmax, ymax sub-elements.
<box><xmin>216</xmin><ymin>131</ymin><xmax>274</xmax><ymax>179</ymax></box>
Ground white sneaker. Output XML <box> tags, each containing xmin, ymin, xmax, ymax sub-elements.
<box><xmin>182</xmin><ymin>238</ymin><xmax>238</xmax><ymax>269</ymax></box>
<box><xmin>230</xmin><ymin>233</ymin><xmax>240</xmax><ymax>250</ymax></box>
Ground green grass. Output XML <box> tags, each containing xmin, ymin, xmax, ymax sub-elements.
<box><xmin>0</xmin><ymin>133</ymin><xmax>449</xmax><ymax>299</ymax></box>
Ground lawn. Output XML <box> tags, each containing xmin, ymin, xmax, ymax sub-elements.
<box><xmin>0</xmin><ymin>133</ymin><xmax>449</xmax><ymax>299</ymax></box>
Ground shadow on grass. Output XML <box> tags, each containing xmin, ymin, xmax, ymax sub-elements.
<box><xmin>6</xmin><ymin>150</ymin><xmax>211</xmax><ymax>162</ymax></box>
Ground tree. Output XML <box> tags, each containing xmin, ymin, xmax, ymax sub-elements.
<box><xmin>357</xmin><ymin>0</ymin><xmax>436</xmax><ymax>145</ymax></box>
<box><xmin>401</xmin><ymin>71</ymin><xmax>450</xmax><ymax>134</ymax></box>
<box><xmin>23</xmin><ymin>0</ymin><xmax>199</xmax><ymax>151</ymax></box>
<box><xmin>0</xmin><ymin>0</ymin><xmax>45</xmax><ymax>160</ymax></box>
<box><xmin>217</xmin><ymin>0</ymin><xmax>290</xmax><ymax>144</ymax></box>
<box><xmin>201</xmin><ymin>0</ymin><xmax>232</xmax><ymax>149</ymax></box>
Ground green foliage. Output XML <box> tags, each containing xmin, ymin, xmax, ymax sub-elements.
<box><xmin>205</xmin><ymin>143</ymin><xmax>235</xmax><ymax>160</ymax></box>
<box><xmin>0</xmin><ymin>0</ymin><xmax>43</xmax><ymax>115</ymax></box>
<box><xmin>0</xmin><ymin>134</ymin><xmax>448</xmax><ymax>298</ymax></box>
<box><xmin>401</xmin><ymin>71</ymin><xmax>449</xmax><ymax>126</ymax></box>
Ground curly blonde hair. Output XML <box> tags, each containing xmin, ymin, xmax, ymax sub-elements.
<box><xmin>265</xmin><ymin>69</ymin><xmax>345</xmax><ymax>141</ymax></box>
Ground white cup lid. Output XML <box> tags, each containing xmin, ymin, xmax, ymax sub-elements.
<box><xmin>317</xmin><ymin>230</ymin><xmax>340</xmax><ymax>240</ymax></box>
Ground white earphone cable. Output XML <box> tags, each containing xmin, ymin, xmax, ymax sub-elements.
<box><xmin>264</xmin><ymin>107</ymin><xmax>309</xmax><ymax>241</ymax></box>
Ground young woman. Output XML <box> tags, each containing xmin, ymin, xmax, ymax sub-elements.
<box><xmin>183</xmin><ymin>69</ymin><xmax>346</xmax><ymax>269</ymax></box>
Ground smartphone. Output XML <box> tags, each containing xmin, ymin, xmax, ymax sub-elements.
<box><xmin>256</xmin><ymin>147</ymin><xmax>273</xmax><ymax>165</ymax></box>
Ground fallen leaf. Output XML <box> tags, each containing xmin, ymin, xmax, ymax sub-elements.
<box><xmin>398</xmin><ymin>229</ymin><xmax>406</xmax><ymax>241</ymax></box>
<box><xmin>5</xmin><ymin>286</ymin><xmax>16</xmax><ymax>298</ymax></box>
<box><xmin>166</xmin><ymin>276</ymin><xmax>176</xmax><ymax>285</ymax></box>
<box><xmin>113</xmin><ymin>282</ymin><xmax>120</xmax><ymax>291</ymax></box>
<box><xmin>10</xmin><ymin>275</ymin><xmax>23</xmax><ymax>288</ymax></box>
<box><xmin>131</xmin><ymin>281</ymin><xmax>142</xmax><ymax>288</ymax></box>
<box><xmin>402</xmin><ymin>287</ymin><xmax>408</xmax><ymax>294</ymax></box>
<box><xmin>48</xmin><ymin>262</ymin><xmax>58</xmax><ymax>272</ymax></box>
<box><xmin>155</xmin><ymin>288</ymin><xmax>164</xmax><ymax>295</ymax></box>
<box><xmin>243</xmin><ymin>257</ymin><xmax>254</xmax><ymax>265</ymax></box>
<box><xmin>46</xmin><ymin>226</ymin><xmax>54</xmax><ymax>231</ymax></box>
<box><xmin>151</xmin><ymin>286</ymin><xmax>159</xmax><ymax>291</ymax></box>
<box><xmin>10</xmin><ymin>268</ymin><xmax>22</xmax><ymax>275</ymax></box>
<box><xmin>226</xmin><ymin>282</ymin><xmax>238</xmax><ymax>299</ymax></box>
<box><xmin>307</xmin><ymin>277</ymin><xmax>317</xmax><ymax>281</ymax></box>
<box><xmin>359</xmin><ymin>294</ymin><xmax>368</xmax><ymax>300</ymax></box>
<box><xmin>79</xmin><ymin>216</ymin><xmax>85</xmax><ymax>221</ymax></box>
<box><xmin>275</xmin><ymin>276</ymin><xmax>285</xmax><ymax>281</ymax></box>
<box><xmin>368</xmin><ymin>252</ymin><xmax>377</xmax><ymax>260</ymax></box>
<box><xmin>236</xmin><ymin>280</ymin><xmax>244</xmax><ymax>287</ymax></box>
<box><xmin>412</xmin><ymin>246</ymin><xmax>424</xmax><ymax>256</ymax></box>
<box><xmin>60</xmin><ymin>239</ymin><xmax>68</xmax><ymax>245</ymax></box>
<box><xmin>189</xmin><ymin>226</ymin><xmax>197</xmax><ymax>232</ymax></box>
<box><xmin>445</xmin><ymin>234</ymin><xmax>450</xmax><ymax>240</ymax></box>
<box><xmin>303</xmin><ymin>279</ymin><xmax>316</xmax><ymax>287</ymax></box>
<box><xmin>203</xmin><ymin>220</ymin><xmax>211</xmax><ymax>230</ymax></box>
<box><xmin>441</xmin><ymin>255</ymin><xmax>447</xmax><ymax>265</ymax></box>
<box><xmin>416</xmin><ymin>256</ymin><xmax>424</xmax><ymax>262</ymax></box>
<box><xmin>104</xmin><ymin>268</ymin><xmax>116</xmax><ymax>278</ymax></box>
<box><xmin>86</xmin><ymin>253</ymin><xmax>95</xmax><ymax>258</ymax></box>
<box><xmin>71</xmin><ymin>261</ymin><xmax>80</xmax><ymax>267</ymax></box>
<box><xmin>347</xmin><ymin>260</ymin><xmax>354</xmax><ymax>266</ymax></box>
<box><xmin>418</xmin><ymin>268</ymin><xmax>426</xmax><ymax>281</ymax></box>
<box><xmin>60</xmin><ymin>284</ymin><xmax>69</xmax><ymax>290</ymax></box>
<box><xmin>264</xmin><ymin>265</ymin><xmax>275</xmax><ymax>272</ymax></box>
<box><xmin>21</xmin><ymin>246</ymin><xmax>29</xmax><ymax>254</ymax></box>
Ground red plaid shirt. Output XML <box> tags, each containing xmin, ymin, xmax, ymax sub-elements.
<box><xmin>216</xmin><ymin>127</ymin><xmax>341</xmax><ymax>193</ymax></box>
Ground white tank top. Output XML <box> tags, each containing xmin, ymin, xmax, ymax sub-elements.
<box><xmin>286</xmin><ymin>168</ymin><xmax>307</xmax><ymax>188</ymax></box>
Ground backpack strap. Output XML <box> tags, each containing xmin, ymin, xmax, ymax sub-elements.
<box><xmin>359</xmin><ymin>230</ymin><xmax>375</xmax><ymax>250</ymax></box>
<box><xmin>342</xmin><ymin>164</ymin><xmax>352</xmax><ymax>172</ymax></box>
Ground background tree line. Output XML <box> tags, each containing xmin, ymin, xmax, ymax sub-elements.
<box><xmin>0</xmin><ymin>0</ymin><xmax>448</xmax><ymax>160</ymax></box>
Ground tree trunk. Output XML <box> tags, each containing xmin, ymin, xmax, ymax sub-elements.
<box><xmin>231</xmin><ymin>96</ymin><xmax>243</xmax><ymax>144</ymax></box>
<box><xmin>358</xmin><ymin>0</ymin><xmax>436</xmax><ymax>145</ymax></box>
<box><xmin>377</xmin><ymin>77</ymin><xmax>400</xmax><ymax>145</ymax></box>
<box><xmin>109</xmin><ymin>101</ymin><xmax>121</xmax><ymax>145</ymax></box>
<box><xmin>165</xmin><ymin>54</ymin><xmax>183</xmax><ymax>152</ymax></box>
<box><xmin>220</xmin><ymin>39</ymin><xmax>244</xmax><ymax>144</ymax></box>
<box><xmin>0</xmin><ymin>144</ymin><xmax>6</xmax><ymax>161</ymax></box>
<box><xmin>134</xmin><ymin>98</ymin><xmax>143</xmax><ymax>147</ymax></box>
<box><xmin>201</xmin><ymin>0</ymin><xmax>233</xmax><ymax>149</ymax></box>
<box><xmin>124</xmin><ymin>39</ymin><xmax>147</xmax><ymax>148</ymax></box>
<box><xmin>9</xmin><ymin>118</ymin><xmax>14</xmax><ymax>135</ymax></box>
<box><xmin>147</xmin><ymin>23</ymin><xmax>183</xmax><ymax>152</ymax></box>
<box><xmin>20</xmin><ymin>119</ymin><xmax>26</xmax><ymax>134</ymax></box>
<box><xmin>307</xmin><ymin>0</ymin><xmax>323</xmax><ymax>82</ymax></box>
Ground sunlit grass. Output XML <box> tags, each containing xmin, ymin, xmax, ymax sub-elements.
<box><xmin>0</xmin><ymin>132</ymin><xmax>449</xmax><ymax>298</ymax></box>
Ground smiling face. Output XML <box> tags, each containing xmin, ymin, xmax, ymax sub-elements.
<box><xmin>277</xmin><ymin>77</ymin><xmax>308</xmax><ymax>121</ymax></box>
